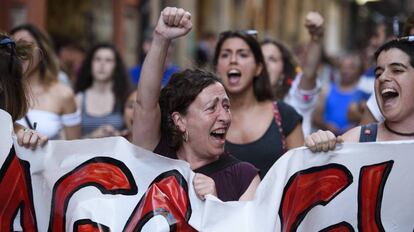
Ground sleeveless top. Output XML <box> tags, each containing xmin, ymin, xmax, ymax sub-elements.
<box><xmin>154</xmin><ymin>135</ymin><xmax>259</xmax><ymax>202</ymax></box>
<box><xmin>324</xmin><ymin>83</ymin><xmax>370</xmax><ymax>134</ymax></box>
<box><xmin>79</xmin><ymin>92</ymin><xmax>124</xmax><ymax>136</ymax></box>
<box><xmin>16</xmin><ymin>109</ymin><xmax>80</xmax><ymax>140</ymax></box>
<box><xmin>225</xmin><ymin>101</ymin><xmax>302</xmax><ymax>178</ymax></box>
<box><xmin>359</xmin><ymin>123</ymin><xmax>378</xmax><ymax>142</ymax></box>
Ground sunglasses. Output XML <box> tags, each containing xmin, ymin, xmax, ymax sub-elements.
<box><xmin>0</xmin><ymin>37</ymin><xmax>17</xmax><ymax>72</ymax></box>
<box><xmin>219</xmin><ymin>30</ymin><xmax>258</xmax><ymax>39</ymax></box>
<box><xmin>397</xmin><ymin>36</ymin><xmax>414</xmax><ymax>42</ymax></box>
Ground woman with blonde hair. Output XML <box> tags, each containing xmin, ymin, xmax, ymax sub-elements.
<box><xmin>11</xmin><ymin>24</ymin><xmax>80</xmax><ymax>140</ymax></box>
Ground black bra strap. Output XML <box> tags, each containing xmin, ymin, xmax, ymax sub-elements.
<box><xmin>24</xmin><ymin>115</ymin><xmax>34</xmax><ymax>130</ymax></box>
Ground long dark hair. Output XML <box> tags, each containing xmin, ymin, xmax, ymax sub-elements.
<box><xmin>213</xmin><ymin>30</ymin><xmax>273</xmax><ymax>101</ymax></box>
<box><xmin>261</xmin><ymin>39</ymin><xmax>298</xmax><ymax>100</ymax></box>
<box><xmin>0</xmin><ymin>34</ymin><xmax>32</xmax><ymax>121</ymax></box>
<box><xmin>160</xmin><ymin>69</ymin><xmax>223</xmax><ymax>151</ymax></box>
<box><xmin>75</xmin><ymin>43</ymin><xmax>131</xmax><ymax>111</ymax></box>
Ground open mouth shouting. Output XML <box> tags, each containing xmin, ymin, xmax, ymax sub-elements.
<box><xmin>210</xmin><ymin>128</ymin><xmax>227</xmax><ymax>145</ymax></box>
<box><xmin>381</xmin><ymin>87</ymin><xmax>399</xmax><ymax>108</ymax></box>
<box><xmin>227</xmin><ymin>69</ymin><xmax>241</xmax><ymax>85</ymax></box>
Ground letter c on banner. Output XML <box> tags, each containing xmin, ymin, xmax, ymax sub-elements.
<box><xmin>48</xmin><ymin>157</ymin><xmax>138</xmax><ymax>232</ymax></box>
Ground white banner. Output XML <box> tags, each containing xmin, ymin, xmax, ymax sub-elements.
<box><xmin>1</xmin><ymin>109</ymin><xmax>413</xmax><ymax>232</ymax></box>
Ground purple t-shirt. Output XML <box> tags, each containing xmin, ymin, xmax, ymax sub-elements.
<box><xmin>154</xmin><ymin>136</ymin><xmax>259</xmax><ymax>201</ymax></box>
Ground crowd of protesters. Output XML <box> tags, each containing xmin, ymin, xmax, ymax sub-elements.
<box><xmin>2</xmin><ymin>6</ymin><xmax>414</xmax><ymax>201</ymax></box>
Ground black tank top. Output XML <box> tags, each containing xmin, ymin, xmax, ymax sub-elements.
<box><xmin>359</xmin><ymin>123</ymin><xmax>378</xmax><ymax>142</ymax></box>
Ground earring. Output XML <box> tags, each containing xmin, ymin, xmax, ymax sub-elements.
<box><xmin>277</xmin><ymin>75</ymin><xmax>285</xmax><ymax>86</ymax></box>
<box><xmin>183</xmin><ymin>130</ymin><xmax>189</xmax><ymax>143</ymax></box>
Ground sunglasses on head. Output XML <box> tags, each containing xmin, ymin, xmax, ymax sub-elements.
<box><xmin>0</xmin><ymin>37</ymin><xmax>17</xmax><ymax>72</ymax></box>
<box><xmin>396</xmin><ymin>36</ymin><xmax>414</xmax><ymax>42</ymax></box>
<box><xmin>219</xmin><ymin>30</ymin><xmax>258</xmax><ymax>39</ymax></box>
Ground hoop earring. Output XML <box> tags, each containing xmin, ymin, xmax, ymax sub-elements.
<box><xmin>183</xmin><ymin>130</ymin><xmax>189</xmax><ymax>143</ymax></box>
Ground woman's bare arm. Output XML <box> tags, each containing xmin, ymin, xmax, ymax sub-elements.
<box><xmin>132</xmin><ymin>7</ymin><xmax>192</xmax><ymax>150</ymax></box>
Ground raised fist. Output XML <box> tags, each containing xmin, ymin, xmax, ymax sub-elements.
<box><xmin>305</xmin><ymin>11</ymin><xmax>324</xmax><ymax>40</ymax></box>
<box><xmin>154</xmin><ymin>7</ymin><xmax>192</xmax><ymax>41</ymax></box>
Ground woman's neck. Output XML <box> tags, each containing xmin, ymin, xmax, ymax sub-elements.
<box><xmin>90</xmin><ymin>80</ymin><xmax>113</xmax><ymax>92</ymax></box>
<box><xmin>229</xmin><ymin>87</ymin><xmax>259</xmax><ymax>113</ymax></box>
<box><xmin>27</xmin><ymin>72</ymin><xmax>42</xmax><ymax>86</ymax></box>
<box><xmin>176</xmin><ymin>145</ymin><xmax>218</xmax><ymax>170</ymax></box>
<box><xmin>382</xmin><ymin>120</ymin><xmax>414</xmax><ymax>137</ymax></box>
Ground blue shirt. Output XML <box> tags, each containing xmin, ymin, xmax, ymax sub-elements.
<box><xmin>324</xmin><ymin>83</ymin><xmax>370</xmax><ymax>133</ymax></box>
<box><xmin>129</xmin><ymin>63</ymin><xmax>180</xmax><ymax>87</ymax></box>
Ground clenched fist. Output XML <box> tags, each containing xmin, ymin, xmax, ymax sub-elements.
<box><xmin>305</xmin><ymin>11</ymin><xmax>324</xmax><ymax>41</ymax></box>
<box><xmin>154</xmin><ymin>7</ymin><xmax>192</xmax><ymax>42</ymax></box>
<box><xmin>193</xmin><ymin>173</ymin><xmax>217</xmax><ymax>201</ymax></box>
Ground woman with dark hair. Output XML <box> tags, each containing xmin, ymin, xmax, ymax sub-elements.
<box><xmin>306</xmin><ymin>37</ymin><xmax>414</xmax><ymax>151</ymax></box>
<box><xmin>0</xmin><ymin>33</ymin><xmax>47</xmax><ymax>148</ymax></box>
<box><xmin>260</xmin><ymin>12</ymin><xmax>324</xmax><ymax>137</ymax></box>
<box><xmin>213</xmin><ymin>30</ymin><xmax>304</xmax><ymax>178</ymax></box>
<box><xmin>75</xmin><ymin>43</ymin><xmax>131</xmax><ymax>138</ymax></box>
<box><xmin>11</xmin><ymin>24</ymin><xmax>80</xmax><ymax>140</ymax></box>
<box><xmin>133</xmin><ymin>7</ymin><xmax>260</xmax><ymax>201</ymax></box>
<box><xmin>261</xmin><ymin>39</ymin><xmax>298</xmax><ymax>100</ymax></box>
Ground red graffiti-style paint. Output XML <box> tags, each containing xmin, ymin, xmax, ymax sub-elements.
<box><xmin>0</xmin><ymin>146</ymin><xmax>37</xmax><ymax>232</ymax></box>
<box><xmin>74</xmin><ymin>219</ymin><xmax>110</xmax><ymax>232</ymax></box>
<box><xmin>48</xmin><ymin>157</ymin><xmax>137</xmax><ymax>232</ymax></box>
<box><xmin>279</xmin><ymin>164</ymin><xmax>353</xmax><ymax>232</ymax></box>
<box><xmin>124</xmin><ymin>170</ymin><xmax>196</xmax><ymax>232</ymax></box>
<box><xmin>358</xmin><ymin>161</ymin><xmax>393</xmax><ymax>232</ymax></box>
<box><xmin>320</xmin><ymin>221</ymin><xmax>355</xmax><ymax>232</ymax></box>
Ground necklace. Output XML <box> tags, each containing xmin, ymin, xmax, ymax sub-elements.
<box><xmin>383</xmin><ymin>121</ymin><xmax>414</xmax><ymax>137</ymax></box>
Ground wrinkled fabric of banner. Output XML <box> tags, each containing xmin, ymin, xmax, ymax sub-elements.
<box><xmin>1</xmin><ymin>109</ymin><xmax>414</xmax><ymax>232</ymax></box>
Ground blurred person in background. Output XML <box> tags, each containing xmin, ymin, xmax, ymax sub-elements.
<box><xmin>57</xmin><ymin>40</ymin><xmax>86</xmax><ymax>87</ymax></box>
<box><xmin>123</xmin><ymin>89</ymin><xmax>137</xmax><ymax>142</ymax></box>
<box><xmin>312</xmin><ymin>53</ymin><xmax>370</xmax><ymax>136</ymax></box>
<box><xmin>129</xmin><ymin>30</ymin><xmax>180</xmax><ymax>87</ymax></box>
<box><xmin>75</xmin><ymin>43</ymin><xmax>131</xmax><ymax>138</ymax></box>
<box><xmin>261</xmin><ymin>11</ymin><xmax>324</xmax><ymax>136</ymax></box>
<box><xmin>11</xmin><ymin>24</ymin><xmax>80</xmax><ymax>140</ymax></box>
<box><xmin>195</xmin><ymin>31</ymin><xmax>217</xmax><ymax>69</ymax></box>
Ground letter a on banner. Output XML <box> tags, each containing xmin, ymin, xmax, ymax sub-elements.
<box><xmin>124</xmin><ymin>170</ymin><xmax>196</xmax><ymax>232</ymax></box>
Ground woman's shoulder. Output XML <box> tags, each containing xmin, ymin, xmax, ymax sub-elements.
<box><xmin>274</xmin><ymin>100</ymin><xmax>302</xmax><ymax>121</ymax></box>
<box><xmin>341</xmin><ymin>126</ymin><xmax>362</xmax><ymax>143</ymax></box>
<box><xmin>223</xmin><ymin>155</ymin><xmax>259</xmax><ymax>176</ymax></box>
<box><xmin>49</xmin><ymin>82</ymin><xmax>76</xmax><ymax>101</ymax></box>
<box><xmin>47</xmin><ymin>82</ymin><xmax>77</xmax><ymax>114</ymax></box>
